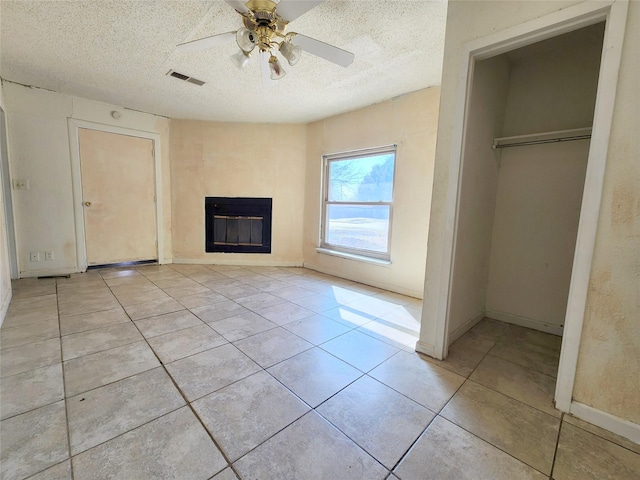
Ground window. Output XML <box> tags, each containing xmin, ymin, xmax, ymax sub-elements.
<box><xmin>321</xmin><ymin>145</ymin><xmax>396</xmax><ymax>260</ymax></box>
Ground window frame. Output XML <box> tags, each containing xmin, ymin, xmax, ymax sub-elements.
<box><xmin>320</xmin><ymin>144</ymin><xmax>397</xmax><ymax>261</ymax></box>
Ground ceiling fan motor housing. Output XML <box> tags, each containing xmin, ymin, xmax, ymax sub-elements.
<box><xmin>243</xmin><ymin>0</ymin><xmax>288</xmax><ymax>34</ymax></box>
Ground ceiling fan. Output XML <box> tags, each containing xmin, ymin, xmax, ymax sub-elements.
<box><xmin>177</xmin><ymin>0</ymin><xmax>355</xmax><ymax>86</ymax></box>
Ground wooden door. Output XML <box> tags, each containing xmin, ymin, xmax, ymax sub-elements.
<box><xmin>78</xmin><ymin>128</ymin><xmax>157</xmax><ymax>266</ymax></box>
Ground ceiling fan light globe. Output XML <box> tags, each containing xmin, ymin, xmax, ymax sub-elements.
<box><xmin>231</xmin><ymin>49</ymin><xmax>251</xmax><ymax>69</ymax></box>
<box><xmin>236</xmin><ymin>27</ymin><xmax>257</xmax><ymax>53</ymax></box>
<box><xmin>279</xmin><ymin>42</ymin><xmax>302</xmax><ymax>66</ymax></box>
<box><xmin>268</xmin><ymin>55</ymin><xmax>286</xmax><ymax>80</ymax></box>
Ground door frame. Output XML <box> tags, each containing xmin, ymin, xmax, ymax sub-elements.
<box><xmin>0</xmin><ymin>107</ymin><xmax>19</xmax><ymax>279</ymax></box>
<box><xmin>430</xmin><ymin>0</ymin><xmax>628</xmax><ymax>413</ymax></box>
<box><xmin>68</xmin><ymin>119</ymin><xmax>165</xmax><ymax>270</ymax></box>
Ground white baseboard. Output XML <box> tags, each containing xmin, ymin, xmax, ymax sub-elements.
<box><xmin>449</xmin><ymin>311</ymin><xmax>485</xmax><ymax>344</ymax></box>
<box><xmin>302</xmin><ymin>262</ymin><xmax>423</xmax><ymax>299</ymax></box>
<box><xmin>485</xmin><ymin>310</ymin><xmax>563</xmax><ymax>336</ymax></box>
<box><xmin>171</xmin><ymin>258</ymin><xmax>303</xmax><ymax>267</ymax></box>
<box><xmin>415</xmin><ymin>340</ymin><xmax>437</xmax><ymax>358</ymax></box>
<box><xmin>0</xmin><ymin>287</ymin><xmax>12</xmax><ymax>328</ymax></box>
<box><xmin>569</xmin><ymin>401</ymin><xmax>640</xmax><ymax>445</ymax></box>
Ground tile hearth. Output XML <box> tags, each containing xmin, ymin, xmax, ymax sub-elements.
<box><xmin>1</xmin><ymin>265</ymin><xmax>639</xmax><ymax>479</ymax></box>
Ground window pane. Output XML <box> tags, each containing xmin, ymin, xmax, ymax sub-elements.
<box><xmin>326</xmin><ymin>205</ymin><xmax>390</xmax><ymax>253</ymax></box>
<box><xmin>328</xmin><ymin>154</ymin><xmax>394</xmax><ymax>202</ymax></box>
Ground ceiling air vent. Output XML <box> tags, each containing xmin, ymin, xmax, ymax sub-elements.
<box><xmin>166</xmin><ymin>70</ymin><xmax>205</xmax><ymax>86</ymax></box>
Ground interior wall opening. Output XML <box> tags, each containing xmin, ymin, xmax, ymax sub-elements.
<box><xmin>447</xmin><ymin>22</ymin><xmax>606</xmax><ymax>377</ymax></box>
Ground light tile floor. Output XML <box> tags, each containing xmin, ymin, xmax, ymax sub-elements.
<box><xmin>1</xmin><ymin>265</ymin><xmax>638</xmax><ymax>479</ymax></box>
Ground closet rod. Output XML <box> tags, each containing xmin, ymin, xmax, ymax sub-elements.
<box><xmin>492</xmin><ymin>127</ymin><xmax>592</xmax><ymax>149</ymax></box>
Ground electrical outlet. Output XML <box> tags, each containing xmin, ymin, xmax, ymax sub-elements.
<box><xmin>30</xmin><ymin>252</ymin><xmax>40</xmax><ymax>262</ymax></box>
<box><xmin>13</xmin><ymin>179</ymin><xmax>29</xmax><ymax>190</ymax></box>
<box><xmin>45</xmin><ymin>251</ymin><xmax>54</xmax><ymax>261</ymax></box>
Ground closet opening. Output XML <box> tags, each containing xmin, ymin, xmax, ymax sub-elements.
<box><xmin>445</xmin><ymin>22</ymin><xmax>606</xmax><ymax>383</ymax></box>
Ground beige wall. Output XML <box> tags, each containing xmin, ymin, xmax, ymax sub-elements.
<box><xmin>447</xmin><ymin>57</ymin><xmax>509</xmax><ymax>337</ymax></box>
<box><xmin>3</xmin><ymin>81</ymin><xmax>437</xmax><ymax>286</ymax></box>
<box><xmin>422</xmin><ymin>0</ymin><xmax>639</xmax><ymax>426</ymax></box>
<box><xmin>573</xmin><ymin>1</ymin><xmax>640</xmax><ymax>424</ymax></box>
<box><xmin>303</xmin><ymin>88</ymin><xmax>440</xmax><ymax>298</ymax></box>
<box><xmin>486</xmin><ymin>142</ymin><xmax>589</xmax><ymax>331</ymax></box>
<box><xmin>485</xmin><ymin>24</ymin><xmax>602</xmax><ymax>332</ymax></box>
<box><xmin>2</xmin><ymin>81</ymin><xmax>171</xmax><ymax>276</ymax></box>
<box><xmin>0</xmin><ymin>81</ymin><xmax>12</xmax><ymax>325</ymax></box>
<box><xmin>170</xmin><ymin>120</ymin><xmax>306</xmax><ymax>266</ymax></box>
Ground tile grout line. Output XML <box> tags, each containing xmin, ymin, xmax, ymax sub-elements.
<box><xmin>102</xmin><ymin>269</ymin><xmax>242</xmax><ymax>479</ymax></box>
<box><xmin>10</xmin><ymin>269</ymin><xmax>634</xmax><ymax>478</ymax></box>
<box><xmin>155</xmin><ymin>265</ymin><xmax>326</xmax><ymax>479</ymax></box>
<box><xmin>220</xmin><ymin>383</ymin><xmax>387</xmax><ymax>474</ymax></box>
<box><xmin>256</xmin><ymin>343</ymin><xmax>425</xmax><ymax>462</ymax></box>
<box><xmin>176</xmin><ymin>269</ymin><xmax>381</xmax><ymax>356</ymax></box>
<box><xmin>412</xmin><ymin>328</ymin><xmax>560</xmax><ymax>477</ymax></box>
<box><xmin>1</xmin><ymin>280</ymin><xmax>72</xmax><ymax>479</ymax></box>
<box><xmin>549</xmin><ymin>412</ymin><xmax>565</xmax><ymax>480</ymax></box>
<box><xmin>307</xmin><ymin>383</ymin><xmax>394</xmax><ymax>474</ymax></box>
<box><xmin>53</xmin><ymin>323</ymin><xmax>409</xmax><ymax>466</ymax></box>
<box><xmin>387</xmin><ymin>357</ymin><xmax>473</xmax><ymax>474</ymax></box>
<box><xmin>66</xmin><ymin>405</ymin><xmax>187</xmax><ymax>462</ymax></box>
<box><xmin>389</xmin><ymin>329</ymin><xmax>547</xmax><ymax>476</ymax></box>
<box><xmin>389</xmin><ymin>413</ymin><xmax>439</xmax><ymax>475</ymax></box>
<box><xmin>56</xmin><ymin>277</ymin><xmax>77</xmax><ymax>480</ymax></box>
<box><xmin>18</xmin><ymin>266</ymin><xmax>420</xmax><ymax>479</ymax></box>
<box><xmin>560</xmin><ymin>419</ymin><xmax>640</xmax><ymax>455</ymax></box>
<box><xmin>172</xmin><ymin>267</ymin><xmax>413</xmax><ymax>474</ymax></box>
<box><xmin>437</xmin><ymin>415</ymin><xmax>552</xmax><ymax>477</ymax></box>
<box><xmin>463</xmin><ymin>376</ymin><xmax>562</xmax><ymax>419</ymax></box>
<box><xmin>462</xmin><ymin>328</ymin><xmax>563</xmax><ymax>420</ymax></box>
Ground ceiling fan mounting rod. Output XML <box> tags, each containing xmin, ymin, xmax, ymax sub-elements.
<box><xmin>245</xmin><ymin>0</ymin><xmax>279</xmax><ymax>16</ymax></box>
<box><xmin>241</xmin><ymin>0</ymin><xmax>288</xmax><ymax>35</ymax></box>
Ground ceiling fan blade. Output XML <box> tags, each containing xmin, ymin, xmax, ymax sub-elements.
<box><xmin>224</xmin><ymin>0</ymin><xmax>249</xmax><ymax>14</ymax></box>
<box><xmin>293</xmin><ymin>34</ymin><xmax>354</xmax><ymax>67</ymax></box>
<box><xmin>177</xmin><ymin>31</ymin><xmax>236</xmax><ymax>53</ymax></box>
<box><xmin>276</xmin><ymin>0</ymin><xmax>324</xmax><ymax>22</ymax></box>
<box><xmin>260</xmin><ymin>51</ymin><xmax>277</xmax><ymax>89</ymax></box>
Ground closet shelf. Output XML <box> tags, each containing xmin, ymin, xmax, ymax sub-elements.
<box><xmin>492</xmin><ymin>127</ymin><xmax>592</xmax><ymax>149</ymax></box>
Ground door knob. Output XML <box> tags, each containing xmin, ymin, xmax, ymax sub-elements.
<box><xmin>84</xmin><ymin>201</ymin><xmax>92</xmax><ymax>207</ymax></box>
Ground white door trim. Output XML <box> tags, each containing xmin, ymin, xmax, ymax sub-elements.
<box><xmin>67</xmin><ymin>119</ymin><xmax>164</xmax><ymax>271</ymax></box>
<box><xmin>0</xmin><ymin>107</ymin><xmax>19</xmax><ymax>279</ymax></box>
<box><xmin>432</xmin><ymin>0</ymin><xmax>628</xmax><ymax>415</ymax></box>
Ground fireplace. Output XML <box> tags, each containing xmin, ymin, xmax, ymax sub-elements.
<box><xmin>205</xmin><ymin>197</ymin><xmax>272</xmax><ymax>253</ymax></box>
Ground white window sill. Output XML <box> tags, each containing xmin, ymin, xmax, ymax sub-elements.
<box><xmin>316</xmin><ymin>247</ymin><xmax>391</xmax><ymax>267</ymax></box>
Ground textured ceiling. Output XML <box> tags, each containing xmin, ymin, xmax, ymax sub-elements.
<box><xmin>0</xmin><ymin>0</ymin><xmax>447</xmax><ymax>123</ymax></box>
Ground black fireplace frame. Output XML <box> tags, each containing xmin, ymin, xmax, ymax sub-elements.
<box><xmin>205</xmin><ymin>197</ymin><xmax>272</xmax><ymax>254</ymax></box>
